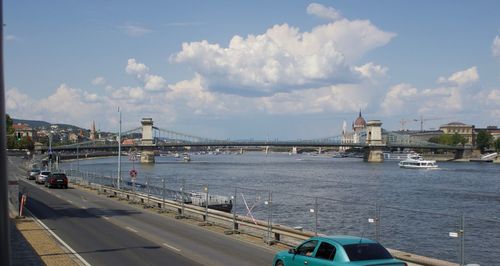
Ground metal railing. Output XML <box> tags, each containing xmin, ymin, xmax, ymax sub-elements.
<box><xmin>60</xmin><ymin>168</ymin><xmax>498</xmax><ymax>266</ymax></box>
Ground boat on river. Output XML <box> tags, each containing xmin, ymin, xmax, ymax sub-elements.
<box><xmin>399</xmin><ymin>154</ymin><xmax>438</xmax><ymax>169</ymax></box>
<box><xmin>383</xmin><ymin>151</ymin><xmax>419</xmax><ymax>161</ymax></box>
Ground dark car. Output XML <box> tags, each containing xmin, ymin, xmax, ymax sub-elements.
<box><xmin>45</xmin><ymin>173</ymin><xmax>68</xmax><ymax>189</ymax></box>
<box><xmin>28</xmin><ymin>169</ymin><xmax>40</xmax><ymax>180</ymax></box>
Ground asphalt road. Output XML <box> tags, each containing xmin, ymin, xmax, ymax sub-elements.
<box><xmin>12</xmin><ymin>158</ymin><xmax>275</xmax><ymax>266</ymax></box>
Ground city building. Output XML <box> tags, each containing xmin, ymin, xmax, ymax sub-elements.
<box><xmin>90</xmin><ymin>121</ymin><xmax>97</xmax><ymax>140</ymax></box>
<box><xmin>12</xmin><ymin>123</ymin><xmax>35</xmax><ymax>140</ymax></box>
<box><xmin>439</xmin><ymin>122</ymin><xmax>475</xmax><ymax>145</ymax></box>
<box><xmin>340</xmin><ymin>111</ymin><xmax>367</xmax><ymax>149</ymax></box>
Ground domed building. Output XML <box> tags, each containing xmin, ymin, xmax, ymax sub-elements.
<box><xmin>341</xmin><ymin>111</ymin><xmax>367</xmax><ymax>148</ymax></box>
<box><xmin>352</xmin><ymin>111</ymin><xmax>367</xmax><ymax>133</ymax></box>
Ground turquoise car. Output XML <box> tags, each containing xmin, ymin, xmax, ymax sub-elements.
<box><xmin>273</xmin><ymin>235</ymin><xmax>407</xmax><ymax>266</ymax></box>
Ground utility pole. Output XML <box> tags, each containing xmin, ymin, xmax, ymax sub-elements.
<box><xmin>117</xmin><ymin>107</ymin><xmax>121</xmax><ymax>189</ymax></box>
<box><xmin>0</xmin><ymin>0</ymin><xmax>12</xmax><ymax>263</ymax></box>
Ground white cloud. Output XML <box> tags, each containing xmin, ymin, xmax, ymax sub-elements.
<box><xmin>486</xmin><ymin>89</ymin><xmax>500</xmax><ymax>103</ymax></box>
<box><xmin>126</xmin><ymin>58</ymin><xmax>149</xmax><ymax>76</ymax></box>
<box><xmin>379</xmin><ymin>67</ymin><xmax>482</xmax><ymax>116</ymax></box>
<box><xmin>380</xmin><ymin>83</ymin><xmax>418</xmax><ymax>114</ymax></box>
<box><xmin>173</xmin><ymin>18</ymin><xmax>395</xmax><ymax>96</ymax></box>
<box><xmin>419</xmin><ymin>87</ymin><xmax>462</xmax><ymax>113</ymax></box>
<box><xmin>119</xmin><ymin>23</ymin><xmax>152</xmax><ymax>37</ymax></box>
<box><xmin>6</xmin><ymin>35</ymin><xmax>18</xmax><ymax>41</ymax></box>
<box><xmin>437</xmin><ymin>66</ymin><xmax>479</xmax><ymax>86</ymax></box>
<box><xmin>91</xmin><ymin>76</ymin><xmax>106</xmax><ymax>86</ymax></box>
<box><xmin>492</xmin><ymin>36</ymin><xmax>500</xmax><ymax>57</ymax></box>
<box><xmin>307</xmin><ymin>3</ymin><xmax>342</xmax><ymax>21</ymax></box>
<box><xmin>144</xmin><ymin>74</ymin><xmax>166</xmax><ymax>91</ymax></box>
<box><xmin>125</xmin><ymin>59</ymin><xmax>166</xmax><ymax>91</ymax></box>
<box><xmin>354</xmin><ymin>62</ymin><xmax>388</xmax><ymax>80</ymax></box>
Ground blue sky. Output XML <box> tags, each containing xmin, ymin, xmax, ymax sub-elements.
<box><xmin>5</xmin><ymin>1</ymin><xmax>500</xmax><ymax>139</ymax></box>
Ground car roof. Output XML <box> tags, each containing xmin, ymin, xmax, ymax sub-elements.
<box><xmin>316</xmin><ymin>235</ymin><xmax>377</xmax><ymax>245</ymax></box>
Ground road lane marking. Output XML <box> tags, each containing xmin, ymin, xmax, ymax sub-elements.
<box><xmin>163</xmin><ymin>243</ymin><xmax>181</xmax><ymax>252</ymax></box>
<box><xmin>102</xmin><ymin>216</ymin><xmax>110</xmax><ymax>220</ymax></box>
<box><xmin>25</xmin><ymin>209</ymin><xmax>92</xmax><ymax>266</ymax></box>
<box><xmin>80</xmin><ymin>206</ymin><xmax>87</xmax><ymax>209</ymax></box>
<box><xmin>67</xmin><ymin>200</ymin><xmax>73</xmax><ymax>204</ymax></box>
<box><xmin>125</xmin><ymin>226</ymin><xmax>138</xmax><ymax>233</ymax></box>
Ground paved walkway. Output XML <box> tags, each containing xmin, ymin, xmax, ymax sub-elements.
<box><xmin>10</xmin><ymin>218</ymin><xmax>43</xmax><ymax>266</ymax></box>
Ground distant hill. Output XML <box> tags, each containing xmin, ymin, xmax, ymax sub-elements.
<box><xmin>12</xmin><ymin>118</ymin><xmax>87</xmax><ymax>131</ymax></box>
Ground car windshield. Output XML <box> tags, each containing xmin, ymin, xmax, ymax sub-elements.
<box><xmin>343</xmin><ymin>243</ymin><xmax>393</xmax><ymax>261</ymax></box>
<box><xmin>41</xmin><ymin>172</ymin><xmax>50</xmax><ymax>175</ymax></box>
<box><xmin>52</xmin><ymin>174</ymin><xmax>66</xmax><ymax>178</ymax></box>
<box><xmin>31</xmin><ymin>169</ymin><xmax>40</xmax><ymax>173</ymax></box>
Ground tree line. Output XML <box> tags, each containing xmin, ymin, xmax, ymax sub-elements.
<box><xmin>428</xmin><ymin>131</ymin><xmax>500</xmax><ymax>152</ymax></box>
<box><xmin>5</xmin><ymin>114</ymin><xmax>34</xmax><ymax>150</ymax></box>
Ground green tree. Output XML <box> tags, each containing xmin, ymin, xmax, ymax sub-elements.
<box><xmin>495</xmin><ymin>138</ymin><xmax>500</xmax><ymax>152</ymax></box>
<box><xmin>451</xmin><ymin>133</ymin><xmax>467</xmax><ymax>146</ymax></box>
<box><xmin>476</xmin><ymin>130</ymin><xmax>493</xmax><ymax>153</ymax></box>
<box><xmin>6</xmin><ymin>114</ymin><xmax>14</xmax><ymax>134</ymax></box>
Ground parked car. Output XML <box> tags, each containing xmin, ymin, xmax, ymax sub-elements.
<box><xmin>36</xmin><ymin>171</ymin><xmax>51</xmax><ymax>184</ymax></box>
<box><xmin>45</xmin><ymin>173</ymin><xmax>68</xmax><ymax>189</ymax></box>
<box><xmin>273</xmin><ymin>235</ymin><xmax>407</xmax><ymax>266</ymax></box>
<box><xmin>28</xmin><ymin>169</ymin><xmax>40</xmax><ymax>180</ymax></box>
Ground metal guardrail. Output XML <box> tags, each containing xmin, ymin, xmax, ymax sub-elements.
<box><xmin>63</xmin><ymin>171</ymin><xmax>460</xmax><ymax>266</ymax></box>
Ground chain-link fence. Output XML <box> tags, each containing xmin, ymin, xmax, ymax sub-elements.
<box><xmin>60</xmin><ymin>168</ymin><xmax>499</xmax><ymax>265</ymax></box>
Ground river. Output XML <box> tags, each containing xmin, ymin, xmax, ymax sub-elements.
<box><xmin>62</xmin><ymin>152</ymin><xmax>500</xmax><ymax>265</ymax></box>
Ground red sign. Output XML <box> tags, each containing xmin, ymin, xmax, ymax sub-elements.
<box><xmin>129</xmin><ymin>169</ymin><xmax>138</xmax><ymax>178</ymax></box>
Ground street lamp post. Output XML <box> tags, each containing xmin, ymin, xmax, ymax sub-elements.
<box><xmin>117</xmin><ymin>107</ymin><xmax>122</xmax><ymax>189</ymax></box>
<box><xmin>49</xmin><ymin>131</ymin><xmax>53</xmax><ymax>171</ymax></box>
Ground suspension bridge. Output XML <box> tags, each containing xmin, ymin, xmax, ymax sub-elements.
<box><xmin>43</xmin><ymin>118</ymin><xmax>469</xmax><ymax>163</ymax></box>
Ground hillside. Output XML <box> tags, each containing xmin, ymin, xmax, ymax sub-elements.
<box><xmin>12</xmin><ymin>118</ymin><xmax>86</xmax><ymax>131</ymax></box>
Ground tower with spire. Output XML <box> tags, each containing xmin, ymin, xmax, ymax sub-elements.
<box><xmin>90</xmin><ymin>121</ymin><xmax>97</xmax><ymax>140</ymax></box>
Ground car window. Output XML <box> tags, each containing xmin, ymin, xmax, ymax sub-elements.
<box><xmin>41</xmin><ymin>172</ymin><xmax>50</xmax><ymax>175</ymax></box>
<box><xmin>296</xmin><ymin>240</ymin><xmax>318</xmax><ymax>257</ymax></box>
<box><xmin>52</xmin><ymin>174</ymin><xmax>66</xmax><ymax>178</ymax></box>
<box><xmin>315</xmin><ymin>242</ymin><xmax>336</xmax><ymax>261</ymax></box>
<box><xmin>343</xmin><ymin>243</ymin><xmax>393</xmax><ymax>261</ymax></box>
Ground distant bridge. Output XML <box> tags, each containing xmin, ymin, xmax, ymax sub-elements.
<box><xmin>43</xmin><ymin>118</ymin><xmax>469</xmax><ymax>163</ymax></box>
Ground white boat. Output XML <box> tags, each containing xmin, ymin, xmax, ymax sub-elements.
<box><xmin>399</xmin><ymin>155</ymin><xmax>438</xmax><ymax>169</ymax></box>
<box><xmin>183</xmin><ymin>154</ymin><xmax>191</xmax><ymax>162</ymax></box>
<box><xmin>383</xmin><ymin>151</ymin><xmax>419</xmax><ymax>161</ymax></box>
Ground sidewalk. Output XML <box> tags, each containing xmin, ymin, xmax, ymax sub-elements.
<box><xmin>11</xmin><ymin>217</ymin><xmax>79</xmax><ymax>266</ymax></box>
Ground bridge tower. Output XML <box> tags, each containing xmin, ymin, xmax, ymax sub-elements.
<box><xmin>140</xmin><ymin>118</ymin><xmax>155</xmax><ymax>163</ymax></box>
<box><xmin>363</xmin><ymin>120</ymin><xmax>386</xmax><ymax>163</ymax></box>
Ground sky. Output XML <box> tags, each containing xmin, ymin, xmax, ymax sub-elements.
<box><xmin>4</xmin><ymin>0</ymin><xmax>500</xmax><ymax>140</ymax></box>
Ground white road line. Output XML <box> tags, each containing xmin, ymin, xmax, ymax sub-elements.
<box><xmin>125</xmin><ymin>226</ymin><xmax>138</xmax><ymax>233</ymax></box>
<box><xmin>163</xmin><ymin>243</ymin><xmax>181</xmax><ymax>252</ymax></box>
<box><xmin>67</xmin><ymin>200</ymin><xmax>73</xmax><ymax>204</ymax></box>
<box><xmin>101</xmin><ymin>216</ymin><xmax>110</xmax><ymax>220</ymax></box>
<box><xmin>25</xmin><ymin>209</ymin><xmax>91</xmax><ymax>266</ymax></box>
<box><xmin>80</xmin><ymin>206</ymin><xmax>87</xmax><ymax>209</ymax></box>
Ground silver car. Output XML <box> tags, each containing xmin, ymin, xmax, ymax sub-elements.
<box><xmin>28</xmin><ymin>169</ymin><xmax>40</xmax><ymax>180</ymax></box>
<box><xmin>36</xmin><ymin>171</ymin><xmax>51</xmax><ymax>184</ymax></box>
